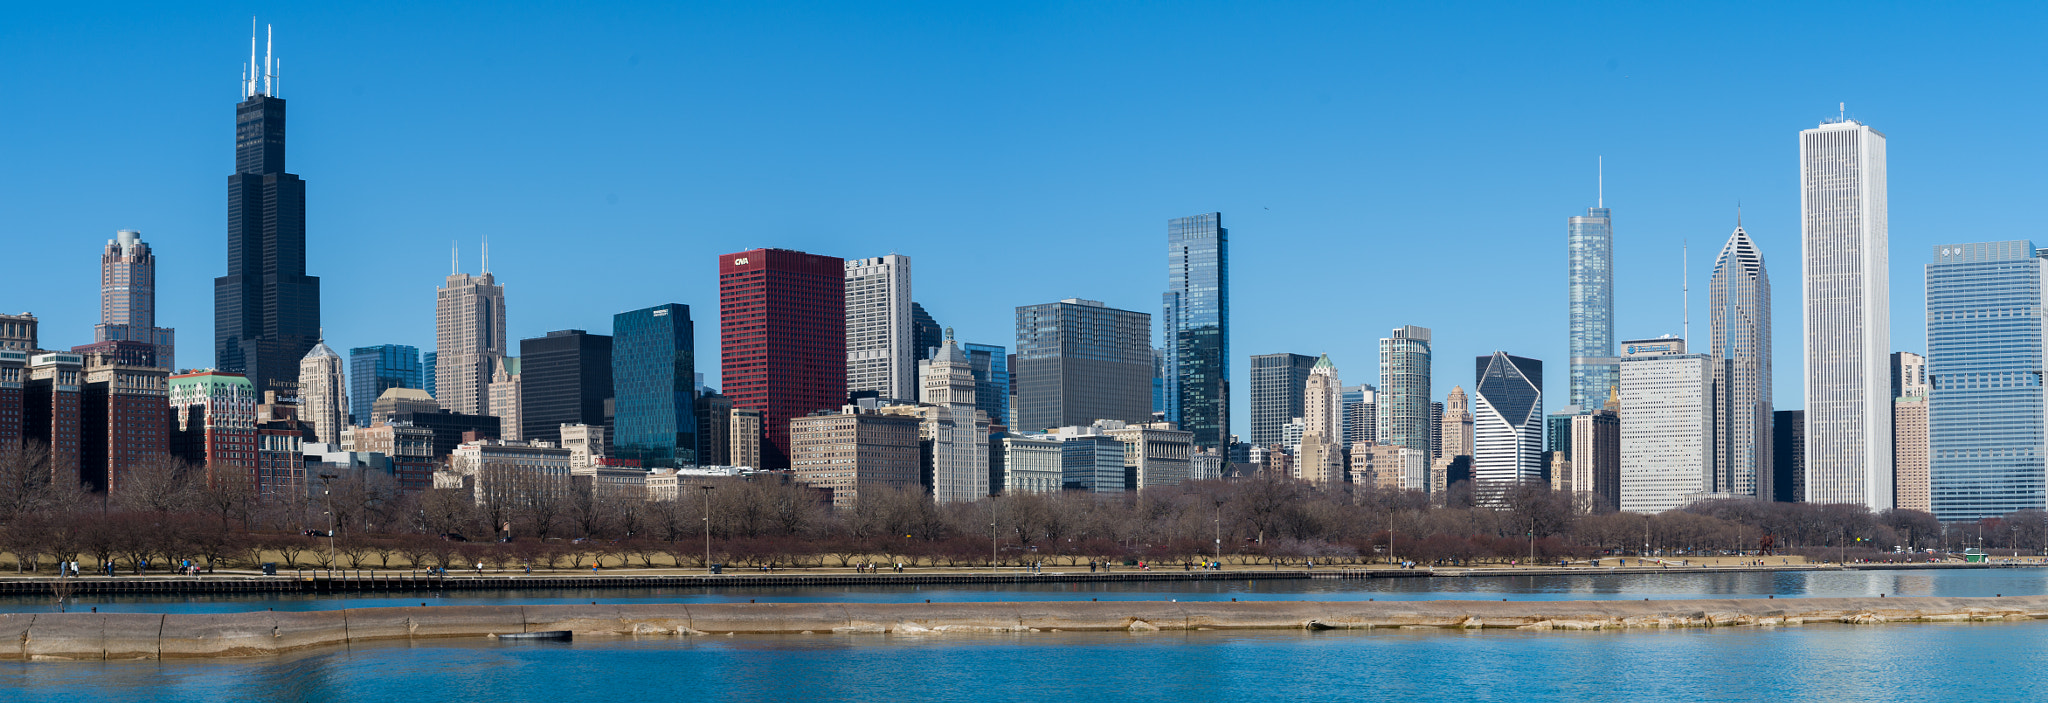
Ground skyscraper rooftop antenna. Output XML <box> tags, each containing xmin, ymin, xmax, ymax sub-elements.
<box><xmin>1840</xmin><ymin>102</ymin><xmax>1846</xmax><ymax>121</ymax></box>
<box><xmin>264</xmin><ymin>24</ymin><xmax>274</xmax><ymax>97</ymax></box>
<box><xmin>1683</xmin><ymin>240</ymin><xmax>1690</xmax><ymax>343</ymax></box>
<box><xmin>452</xmin><ymin>241</ymin><xmax>460</xmax><ymax>275</ymax></box>
<box><xmin>1598</xmin><ymin>156</ymin><xmax>1603</xmax><ymax>208</ymax></box>
<box><xmin>482</xmin><ymin>235</ymin><xmax>490</xmax><ymax>274</ymax></box>
<box><xmin>245</xmin><ymin>18</ymin><xmax>257</xmax><ymax>98</ymax></box>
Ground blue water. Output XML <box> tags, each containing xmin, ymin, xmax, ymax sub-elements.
<box><xmin>3</xmin><ymin>624</ymin><xmax>2043</xmax><ymax>702</ymax></box>
<box><xmin>8</xmin><ymin>568</ymin><xmax>2047</xmax><ymax>614</ymax></box>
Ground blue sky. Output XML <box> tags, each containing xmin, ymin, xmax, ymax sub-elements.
<box><xmin>3</xmin><ymin>2</ymin><xmax>2044</xmax><ymax>436</ymax></box>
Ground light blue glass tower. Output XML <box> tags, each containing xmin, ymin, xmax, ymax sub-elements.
<box><xmin>1927</xmin><ymin>241</ymin><xmax>2047</xmax><ymax>521</ymax></box>
<box><xmin>347</xmin><ymin>344</ymin><xmax>422</xmax><ymax>425</ymax></box>
<box><xmin>612</xmin><ymin>303</ymin><xmax>697</xmax><ymax>468</ymax></box>
<box><xmin>1164</xmin><ymin>212</ymin><xmax>1229</xmax><ymax>449</ymax></box>
<box><xmin>422</xmin><ymin>351</ymin><xmax>437</xmax><ymax>399</ymax></box>
<box><xmin>1568</xmin><ymin>203</ymin><xmax>1616</xmax><ymax>411</ymax></box>
<box><xmin>961</xmin><ymin>342</ymin><xmax>1009</xmax><ymax>430</ymax></box>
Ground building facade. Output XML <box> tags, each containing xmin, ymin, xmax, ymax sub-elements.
<box><xmin>1570</xmin><ymin>408</ymin><xmax>1621</xmax><ymax>512</ymax></box>
<box><xmin>729</xmin><ymin>408</ymin><xmax>763</xmax><ymax>469</ymax></box>
<box><xmin>1473</xmin><ymin>352</ymin><xmax>1544</xmax><ymax>493</ymax></box>
<box><xmin>23</xmin><ymin>354</ymin><xmax>83</xmax><ymax>487</ymax></box>
<box><xmin>789</xmin><ymin>406</ymin><xmax>921</xmax><ymax>509</ymax></box>
<box><xmin>960</xmin><ymin>342</ymin><xmax>1009</xmax><ymax>430</ymax></box>
<box><xmin>1617</xmin><ymin>338</ymin><xmax>1712</xmax><ymax>513</ymax></box>
<box><xmin>434</xmin><ymin>266</ymin><xmax>507</xmax><ymax>416</ymax></box>
<box><xmin>216</xmin><ymin>75</ymin><xmax>320</xmax><ymax>396</ymax></box>
<box><xmin>168</xmin><ymin>370</ymin><xmax>257</xmax><ymax>486</ymax></box>
<box><xmin>1378</xmin><ymin>326</ymin><xmax>1433</xmax><ymax>453</ymax></box>
<box><xmin>1163</xmin><ymin>212</ymin><xmax>1230</xmax><ymax>450</ymax></box>
<box><xmin>1709</xmin><ymin>224</ymin><xmax>1773</xmax><ymax>498</ymax></box>
<box><xmin>518</xmin><ymin>330</ymin><xmax>611</xmax><ymax>447</ymax></box>
<box><xmin>347</xmin><ymin>345</ymin><xmax>421</xmax><ymax>428</ymax></box>
<box><xmin>1342</xmin><ymin>384</ymin><xmax>1376</xmax><ymax>446</ymax></box>
<box><xmin>1568</xmin><ymin>205</ymin><xmax>1617</xmax><ymax>411</ymax></box>
<box><xmin>1801</xmin><ymin>116</ymin><xmax>1892</xmax><ymax>509</ymax></box>
<box><xmin>1926</xmin><ymin>242</ymin><xmax>2047</xmax><ymax>520</ymax></box>
<box><xmin>296</xmin><ymin>340</ymin><xmax>346</xmax><ymax>444</ymax></box>
<box><xmin>78</xmin><ymin>352</ymin><xmax>168</xmax><ymax>495</ymax></box>
<box><xmin>488</xmin><ymin>357</ymin><xmax>522</xmax><ymax>441</ymax></box>
<box><xmin>612</xmin><ymin>304</ymin><xmax>698</xmax><ymax>468</ymax></box>
<box><xmin>95</xmin><ymin>230</ymin><xmax>175</xmax><ymax>370</ymax></box>
<box><xmin>1249</xmin><ymin>353</ymin><xmax>1316</xmax><ymax>447</ymax></box>
<box><xmin>1297</xmin><ymin>355</ymin><xmax>1343</xmax><ymax>486</ymax></box>
<box><xmin>913</xmin><ymin>331</ymin><xmax>991</xmax><ymax>502</ymax></box>
<box><xmin>1440</xmin><ymin>386</ymin><xmax>1474</xmax><ymax>460</ymax></box>
<box><xmin>719</xmin><ymin>248</ymin><xmax>846</xmax><ymax>470</ymax></box>
<box><xmin>845</xmin><ymin>255</ymin><xmax>915</xmax><ymax>401</ymax></box>
<box><xmin>1774</xmin><ymin>410</ymin><xmax>1806</xmax><ymax>502</ymax></box>
<box><xmin>998</xmin><ymin>434</ymin><xmax>1063</xmax><ymax>494</ymax></box>
<box><xmin>1013</xmin><ymin>299</ymin><xmax>1153</xmax><ymax>432</ymax></box>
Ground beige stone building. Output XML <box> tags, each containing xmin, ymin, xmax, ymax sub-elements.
<box><xmin>1350</xmin><ymin>442</ymin><xmax>1426</xmax><ymax>492</ymax></box>
<box><xmin>437</xmin><ymin>439</ymin><xmax>571</xmax><ymax>508</ymax></box>
<box><xmin>789</xmin><ymin>406</ymin><xmax>921</xmax><ymax>509</ymax></box>
<box><xmin>1440</xmin><ymin>386</ymin><xmax>1474</xmax><ymax>459</ymax></box>
<box><xmin>1298</xmin><ymin>354</ymin><xmax>1344</xmax><ymax>486</ymax></box>
<box><xmin>296</xmin><ymin>340</ymin><xmax>347</xmax><ymax>444</ymax></box>
<box><xmin>370</xmin><ymin>387</ymin><xmax>440</xmax><ymax>424</ymax></box>
<box><xmin>998</xmin><ymin>434</ymin><xmax>1063</xmax><ymax>494</ymax></box>
<box><xmin>488</xmin><ymin>357</ymin><xmax>522</xmax><ymax>441</ymax></box>
<box><xmin>730</xmin><ymin>408</ymin><xmax>763</xmax><ymax>469</ymax></box>
<box><xmin>561</xmin><ymin>423</ymin><xmax>606</xmax><ymax>470</ymax></box>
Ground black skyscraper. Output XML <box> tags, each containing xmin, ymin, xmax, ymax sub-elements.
<box><xmin>520</xmin><ymin>330</ymin><xmax>614</xmax><ymax>446</ymax></box>
<box><xmin>216</xmin><ymin>87</ymin><xmax>320</xmax><ymax>395</ymax></box>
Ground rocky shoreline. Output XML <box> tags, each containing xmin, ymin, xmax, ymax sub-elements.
<box><xmin>5</xmin><ymin>595</ymin><xmax>2045</xmax><ymax>660</ymax></box>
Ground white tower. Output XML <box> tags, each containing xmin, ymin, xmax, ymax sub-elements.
<box><xmin>1800</xmin><ymin>114</ymin><xmax>1891</xmax><ymax>509</ymax></box>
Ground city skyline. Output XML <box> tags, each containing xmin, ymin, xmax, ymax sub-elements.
<box><xmin>5</xmin><ymin>5</ymin><xmax>2043</xmax><ymax>440</ymax></box>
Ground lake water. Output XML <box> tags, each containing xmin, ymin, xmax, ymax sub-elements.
<box><xmin>3</xmin><ymin>623</ymin><xmax>2043</xmax><ymax>702</ymax></box>
<box><xmin>5</xmin><ymin>567</ymin><xmax>2046</xmax><ymax>614</ymax></box>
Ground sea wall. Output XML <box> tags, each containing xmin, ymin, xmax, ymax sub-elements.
<box><xmin>6</xmin><ymin>596</ymin><xmax>2046</xmax><ymax>661</ymax></box>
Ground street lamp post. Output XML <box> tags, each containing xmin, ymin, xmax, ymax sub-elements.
<box><xmin>323</xmin><ymin>510</ymin><xmax>334</xmax><ymax>576</ymax></box>
<box><xmin>700</xmin><ymin>485</ymin><xmax>717</xmax><ymax>574</ymax></box>
<box><xmin>991</xmin><ymin>521</ymin><xmax>998</xmax><ymax>572</ymax></box>
<box><xmin>1213</xmin><ymin>497</ymin><xmax>1226</xmax><ymax>567</ymax></box>
<box><xmin>1527</xmin><ymin>530</ymin><xmax>1535</xmax><ymax>566</ymax></box>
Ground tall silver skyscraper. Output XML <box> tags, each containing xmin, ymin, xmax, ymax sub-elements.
<box><xmin>1164</xmin><ymin>213</ymin><xmax>1229</xmax><ymax>450</ymax></box>
<box><xmin>1376</xmin><ymin>326</ymin><xmax>1433</xmax><ymax>452</ymax></box>
<box><xmin>845</xmin><ymin>255</ymin><xmax>915</xmax><ymax>401</ymax></box>
<box><xmin>1801</xmin><ymin>114</ymin><xmax>1891</xmax><ymax>509</ymax></box>
<box><xmin>435</xmin><ymin>247</ymin><xmax>507</xmax><ymax>416</ymax></box>
<box><xmin>1568</xmin><ymin>200</ymin><xmax>1616</xmax><ymax>411</ymax></box>
<box><xmin>1710</xmin><ymin>223</ymin><xmax>1772</xmax><ymax>497</ymax></box>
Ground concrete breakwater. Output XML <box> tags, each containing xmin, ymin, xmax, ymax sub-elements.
<box><xmin>5</xmin><ymin>595</ymin><xmax>2047</xmax><ymax>661</ymax></box>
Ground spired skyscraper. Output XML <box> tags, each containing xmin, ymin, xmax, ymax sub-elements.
<box><xmin>1164</xmin><ymin>213</ymin><xmax>1229</xmax><ymax>450</ymax></box>
<box><xmin>1710</xmin><ymin>222</ymin><xmax>1772</xmax><ymax>498</ymax></box>
<box><xmin>216</xmin><ymin>27</ymin><xmax>321</xmax><ymax>395</ymax></box>
<box><xmin>1567</xmin><ymin>189</ymin><xmax>1616</xmax><ymax>410</ymax></box>
<box><xmin>435</xmin><ymin>246</ymin><xmax>507</xmax><ymax>416</ymax></box>
<box><xmin>1801</xmin><ymin>112</ymin><xmax>1891</xmax><ymax>509</ymax></box>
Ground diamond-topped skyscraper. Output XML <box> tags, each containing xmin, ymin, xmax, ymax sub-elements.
<box><xmin>215</xmin><ymin>26</ymin><xmax>320</xmax><ymax>395</ymax></box>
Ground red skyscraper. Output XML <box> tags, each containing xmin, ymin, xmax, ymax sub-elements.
<box><xmin>719</xmin><ymin>249</ymin><xmax>845</xmax><ymax>469</ymax></box>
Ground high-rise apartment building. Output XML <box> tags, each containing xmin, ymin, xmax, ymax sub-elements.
<box><xmin>1342</xmin><ymin>384</ymin><xmax>1376</xmax><ymax>446</ymax></box>
<box><xmin>845</xmin><ymin>255</ymin><xmax>915</xmax><ymax>401</ymax></box>
<box><xmin>1801</xmin><ymin>115</ymin><xmax>1891</xmax><ymax>509</ymax></box>
<box><xmin>296</xmin><ymin>341</ymin><xmax>346</xmax><ymax>444</ymax></box>
<box><xmin>612</xmin><ymin>304</ymin><xmax>697</xmax><ymax>468</ymax></box>
<box><xmin>1617</xmin><ymin>338</ymin><xmax>1712</xmax><ymax>513</ymax></box>
<box><xmin>23</xmin><ymin>354</ymin><xmax>83</xmax><ymax>487</ymax></box>
<box><xmin>216</xmin><ymin>51</ymin><xmax>320</xmax><ymax>396</ymax></box>
<box><xmin>1298</xmin><ymin>355</ymin><xmax>1343</xmax><ymax>486</ymax></box>
<box><xmin>694</xmin><ymin>393</ymin><xmax>732</xmax><ymax>466</ymax></box>
<box><xmin>1249</xmin><ymin>353</ymin><xmax>1316</xmax><ymax>446</ymax></box>
<box><xmin>1377</xmin><ymin>326</ymin><xmax>1434</xmax><ymax>452</ymax></box>
<box><xmin>1710</xmin><ymin>223</ymin><xmax>1773</xmax><ymax>498</ymax></box>
<box><xmin>961</xmin><ymin>342</ymin><xmax>1010</xmax><ymax>430</ymax></box>
<box><xmin>95</xmin><ymin>230</ymin><xmax>175</xmax><ymax>370</ymax></box>
<box><xmin>1163</xmin><ymin>212</ymin><xmax>1229</xmax><ymax>449</ymax></box>
<box><xmin>719</xmin><ymin>249</ymin><xmax>846</xmax><ymax>470</ymax></box>
<box><xmin>1891</xmin><ymin>351</ymin><xmax>1931</xmax><ymax>513</ymax></box>
<box><xmin>434</xmin><ymin>263</ymin><xmax>507</xmax><ymax>416</ymax></box>
<box><xmin>729</xmin><ymin>408</ymin><xmax>762</xmax><ymax>469</ymax></box>
<box><xmin>1013</xmin><ymin>299</ymin><xmax>1153</xmax><ymax>432</ymax></box>
<box><xmin>1473</xmin><ymin>352</ymin><xmax>1544</xmax><ymax>492</ymax></box>
<box><xmin>77</xmin><ymin>352</ymin><xmax>168</xmax><ymax>495</ymax></box>
<box><xmin>1927</xmin><ymin>242</ymin><xmax>2047</xmax><ymax>520</ymax></box>
<box><xmin>347</xmin><ymin>345</ymin><xmax>421</xmax><ymax>428</ymax></box>
<box><xmin>1570</xmin><ymin>407</ymin><xmax>1621</xmax><ymax>512</ymax></box>
<box><xmin>518</xmin><ymin>330</ymin><xmax>611</xmax><ymax>447</ymax></box>
<box><xmin>1568</xmin><ymin>204</ymin><xmax>1616</xmax><ymax>410</ymax></box>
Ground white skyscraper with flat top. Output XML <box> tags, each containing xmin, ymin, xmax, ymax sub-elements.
<box><xmin>1801</xmin><ymin>114</ymin><xmax>1891</xmax><ymax>509</ymax></box>
<box><xmin>846</xmin><ymin>255</ymin><xmax>915</xmax><ymax>401</ymax></box>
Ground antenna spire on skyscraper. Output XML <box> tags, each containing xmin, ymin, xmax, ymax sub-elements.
<box><xmin>482</xmin><ymin>235</ymin><xmax>490</xmax><ymax>274</ymax></box>
<box><xmin>1598</xmin><ymin>156</ymin><xmax>1603</xmax><ymax>208</ymax></box>
<box><xmin>452</xmin><ymin>241</ymin><xmax>460</xmax><ymax>275</ymax></box>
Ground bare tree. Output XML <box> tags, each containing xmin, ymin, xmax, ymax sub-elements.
<box><xmin>119</xmin><ymin>454</ymin><xmax>200</xmax><ymax>516</ymax></box>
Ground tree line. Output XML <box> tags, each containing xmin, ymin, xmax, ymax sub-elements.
<box><xmin>0</xmin><ymin>441</ymin><xmax>2036</xmax><ymax>574</ymax></box>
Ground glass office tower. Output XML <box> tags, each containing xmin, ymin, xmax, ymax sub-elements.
<box><xmin>612</xmin><ymin>304</ymin><xmax>697</xmax><ymax>468</ymax></box>
<box><xmin>1164</xmin><ymin>212</ymin><xmax>1229</xmax><ymax>449</ymax></box>
<box><xmin>1568</xmin><ymin>206</ymin><xmax>1615</xmax><ymax>411</ymax></box>
<box><xmin>961</xmin><ymin>342</ymin><xmax>1009</xmax><ymax>429</ymax></box>
<box><xmin>1014</xmin><ymin>299</ymin><xmax>1152</xmax><ymax>432</ymax></box>
<box><xmin>347</xmin><ymin>344</ymin><xmax>422</xmax><ymax>426</ymax></box>
<box><xmin>1926</xmin><ymin>241</ymin><xmax>2047</xmax><ymax>521</ymax></box>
